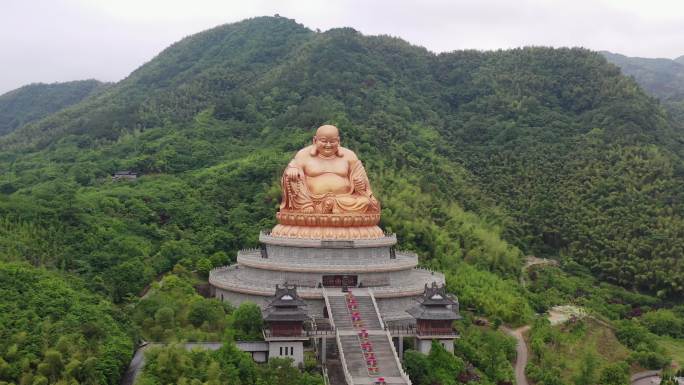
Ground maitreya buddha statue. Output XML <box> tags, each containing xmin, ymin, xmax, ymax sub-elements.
<box><xmin>270</xmin><ymin>125</ymin><xmax>384</xmax><ymax>239</ymax></box>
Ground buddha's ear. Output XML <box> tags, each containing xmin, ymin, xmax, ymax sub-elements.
<box><xmin>310</xmin><ymin>136</ymin><xmax>318</xmax><ymax>156</ymax></box>
<box><xmin>336</xmin><ymin>147</ymin><xmax>343</xmax><ymax>157</ymax></box>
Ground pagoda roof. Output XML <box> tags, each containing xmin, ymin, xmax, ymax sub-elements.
<box><xmin>268</xmin><ymin>284</ymin><xmax>307</xmax><ymax>307</ymax></box>
<box><xmin>419</xmin><ymin>282</ymin><xmax>458</xmax><ymax>306</ymax></box>
<box><xmin>263</xmin><ymin>284</ymin><xmax>308</xmax><ymax>323</ymax></box>
<box><xmin>407</xmin><ymin>305</ymin><xmax>462</xmax><ymax>320</ymax></box>
<box><xmin>263</xmin><ymin>307</ymin><xmax>309</xmax><ymax>322</ymax></box>
<box><xmin>407</xmin><ymin>282</ymin><xmax>462</xmax><ymax>320</ymax></box>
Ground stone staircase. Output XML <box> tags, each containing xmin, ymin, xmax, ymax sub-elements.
<box><xmin>328</xmin><ymin>295</ymin><xmax>382</xmax><ymax>330</ymax></box>
<box><xmin>328</xmin><ymin>295</ymin><xmax>353</xmax><ymax>329</ymax></box>
<box><xmin>324</xmin><ymin>289</ymin><xmax>410</xmax><ymax>385</ymax></box>
<box><xmin>367</xmin><ymin>335</ymin><xmax>403</xmax><ymax>378</ymax></box>
<box><xmin>339</xmin><ymin>335</ymin><xmax>403</xmax><ymax>379</ymax></box>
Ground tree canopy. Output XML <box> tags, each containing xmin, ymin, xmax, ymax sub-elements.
<box><xmin>0</xmin><ymin>16</ymin><xmax>683</xmax><ymax>383</ymax></box>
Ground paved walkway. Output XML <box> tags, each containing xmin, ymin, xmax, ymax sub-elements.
<box><xmin>630</xmin><ymin>370</ymin><xmax>684</xmax><ymax>385</ymax></box>
<box><xmin>501</xmin><ymin>326</ymin><xmax>531</xmax><ymax>385</ymax></box>
<box><xmin>631</xmin><ymin>370</ymin><xmax>661</xmax><ymax>385</ymax></box>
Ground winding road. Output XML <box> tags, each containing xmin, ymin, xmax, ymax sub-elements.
<box><xmin>501</xmin><ymin>325</ymin><xmax>531</xmax><ymax>385</ymax></box>
<box><xmin>506</xmin><ymin>257</ymin><xmax>667</xmax><ymax>385</ymax></box>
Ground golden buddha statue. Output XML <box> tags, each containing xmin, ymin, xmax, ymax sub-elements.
<box><xmin>271</xmin><ymin>125</ymin><xmax>383</xmax><ymax>239</ymax></box>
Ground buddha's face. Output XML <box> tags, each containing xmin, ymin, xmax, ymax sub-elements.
<box><xmin>314</xmin><ymin>126</ymin><xmax>340</xmax><ymax>158</ymax></box>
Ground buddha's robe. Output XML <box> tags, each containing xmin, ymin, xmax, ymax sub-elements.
<box><xmin>280</xmin><ymin>160</ymin><xmax>380</xmax><ymax>214</ymax></box>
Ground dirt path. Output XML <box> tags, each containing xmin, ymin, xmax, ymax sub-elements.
<box><xmin>502</xmin><ymin>325</ymin><xmax>531</xmax><ymax>385</ymax></box>
<box><xmin>630</xmin><ymin>370</ymin><xmax>662</xmax><ymax>385</ymax></box>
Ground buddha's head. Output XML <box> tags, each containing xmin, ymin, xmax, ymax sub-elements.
<box><xmin>311</xmin><ymin>124</ymin><xmax>342</xmax><ymax>158</ymax></box>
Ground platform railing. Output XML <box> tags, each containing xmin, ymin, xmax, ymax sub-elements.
<box><xmin>237</xmin><ymin>250</ymin><xmax>422</xmax><ymax>271</ymax></box>
<box><xmin>260</xmin><ymin>229</ymin><xmax>397</xmax><ymax>238</ymax></box>
<box><xmin>263</xmin><ymin>329</ymin><xmax>336</xmax><ymax>339</ymax></box>
<box><xmin>415</xmin><ymin>327</ymin><xmax>458</xmax><ymax>337</ymax></box>
<box><xmin>395</xmin><ymin>250</ymin><xmax>420</xmax><ymax>258</ymax></box>
<box><xmin>385</xmin><ymin>324</ymin><xmax>418</xmax><ymax>337</ymax></box>
<box><xmin>385</xmin><ymin>324</ymin><xmax>459</xmax><ymax>338</ymax></box>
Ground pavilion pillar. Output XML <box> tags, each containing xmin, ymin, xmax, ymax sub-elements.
<box><xmin>398</xmin><ymin>336</ymin><xmax>403</xmax><ymax>360</ymax></box>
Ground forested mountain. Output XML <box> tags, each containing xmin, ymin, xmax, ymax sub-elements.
<box><xmin>0</xmin><ymin>80</ymin><xmax>108</xmax><ymax>136</ymax></box>
<box><xmin>602</xmin><ymin>51</ymin><xmax>684</xmax><ymax>121</ymax></box>
<box><xmin>601</xmin><ymin>51</ymin><xmax>684</xmax><ymax>100</ymax></box>
<box><xmin>1</xmin><ymin>16</ymin><xmax>683</xmax><ymax>383</ymax></box>
<box><xmin>4</xmin><ymin>16</ymin><xmax>681</xmax><ymax>294</ymax></box>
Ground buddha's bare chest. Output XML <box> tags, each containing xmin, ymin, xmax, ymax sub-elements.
<box><xmin>304</xmin><ymin>158</ymin><xmax>349</xmax><ymax>177</ymax></box>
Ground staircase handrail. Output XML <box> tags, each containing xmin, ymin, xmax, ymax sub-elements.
<box><xmin>383</xmin><ymin>330</ymin><xmax>412</xmax><ymax>385</ymax></box>
<box><xmin>322</xmin><ymin>288</ymin><xmax>336</xmax><ymax>330</ymax></box>
<box><xmin>335</xmin><ymin>330</ymin><xmax>355</xmax><ymax>385</ymax></box>
<box><xmin>321</xmin><ymin>359</ymin><xmax>331</xmax><ymax>385</ymax></box>
<box><xmin>367</xmin><ymin>289</ymin><xmax>385</xmax><ymax>329</ymax></box>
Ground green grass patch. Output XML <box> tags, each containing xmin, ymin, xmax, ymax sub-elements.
<box><xmin>527</xmin><ymin>318</ymin><xmax>632</xmax><ymax>385</ymax></box>
<box><xmin>654</xmin><ymin>336</ymin><xmax>684</xmax><ymax>366</ymax></box>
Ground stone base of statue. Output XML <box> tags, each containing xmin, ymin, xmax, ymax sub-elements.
<box><xmin>209</xmin><ymin>231</ymin><xmax>445</xmax><ymax>323</ymax></box>
<box><xmin>271</xmin><ymin>211</ymin><xmax>384</xmax><ymax>239</ymax></box>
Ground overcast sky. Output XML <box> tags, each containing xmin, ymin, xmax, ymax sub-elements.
<box><xmin>1</xmin><ymin>0</ymin><xmax>683</xmax><ymax>95</ymax></box>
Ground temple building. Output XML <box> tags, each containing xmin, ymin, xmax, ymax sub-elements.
<box><xmin>408</xmin><ymin>283</ymin><xmax>461</xmax><ymax>354</ymax></box>
<box><xmin>210</xmin><ymin>125</ymin><xmax>460</xmax><ymax>385</ymax></box>
<box><xmin>263</xmin><ymin>285</ymin><xmax>309</xmax><ymax>365</ymax></box>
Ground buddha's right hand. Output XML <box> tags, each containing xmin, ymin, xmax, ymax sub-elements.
<box><xmin>286</xmin><ymin>166</ymin><xmax>303</xmax><ymax>180</ymax></box>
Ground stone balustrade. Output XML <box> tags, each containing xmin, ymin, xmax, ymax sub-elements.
<box><xmin>210</xmin><ymin>265</ymin><xmax>444</xmax><ymax>299</ymax></box>
<box><xmin>237</xmin><ymin>249</ymin><xmax>419</xmax><ymax>273</ymax></box>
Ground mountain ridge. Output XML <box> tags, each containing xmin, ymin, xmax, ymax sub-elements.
<box><xmin>601</xmin><ymin>51</ymin><xmax>684</xmax><ymax>101</ymax></box>
<box><xmin>1</xmin><ymin>16</ymin><xmax>683</xmax><ymax>297</ymax></box>
<box><xmin>0</xmin><ymin>79</ymin><xmax>108</xmax><ymax>137</ymax></box>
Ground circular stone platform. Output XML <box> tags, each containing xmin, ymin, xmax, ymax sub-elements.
<box><xmin>209</xmin><ymin>233</ymin><xmax>445</xmax><ymax>320</ymax></box>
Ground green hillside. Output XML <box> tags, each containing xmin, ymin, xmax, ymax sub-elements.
<box><xmin>0</xmin><ymin>80</ymin><xmax>108</xmax><ymax>137</ymax></box>
<box><xmin>0</xmin><ymin>262</ymin><xmax>133</xmax><ymax>385</ymax></box>
<box><xmin>2</xmin><ymin>15</ymin><xmax>682</xmax><ymax>297</ymax></box>
<box><xmin>1</xmin><ymin>16</ymin><xmax>683</xmax><ymax>383</ymax></box>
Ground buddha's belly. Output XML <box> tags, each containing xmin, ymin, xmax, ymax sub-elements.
<box><xmin>307</xmin><ymin>173</ymin><xmax>350</xmax><ymax>195</ymax></box>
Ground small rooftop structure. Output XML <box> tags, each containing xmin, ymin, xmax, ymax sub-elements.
<box><xmin>408</xmin><ymin>282</ymin><xmax>461</xmax><ymax>321</ymax></box>
<box><xmin>408</xmin><ymin>282</ymin><xmax>460</xmax><ymax>354</ymax></box>
<box><xmin>408</xmin><ymin>282</ymin><xmax>461</xmax><ymax>351</ymax></box>
<box><xmin>112</xmin><ymin>171</ymin><xmax>138</xmax><ymax>181</ymax></box>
